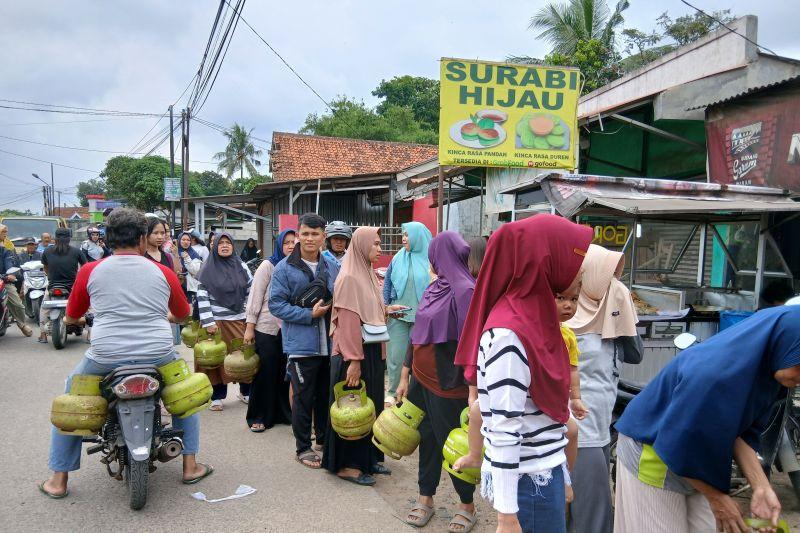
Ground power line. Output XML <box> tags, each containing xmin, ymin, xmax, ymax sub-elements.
<box><xmin>0</xmin><ymin>102</ymin><xmax>162</xmax><ymax>117</ymax></box>
<box><xmin>0</xmin><ymin>133</ymin><xmax>151</xmax><ymax>154</ymax></box>
<box><xmin>0</xmin><ymin>170</ymin><xmax>40</xmax><ymax>187</ymax></box>
<box><xmin>0</xmin><ymin>117</ymin><xmax>153</xmax><ymax>127</ymax></box>
<box><xmin>678</xmin><ymin>0</ymin><xmax>779</xmax><ymax>56</ymax></box>
<box><xmin>0</xmin><ymin>147</ymin><xmax>100</xmax><ymax>173</ymax></box>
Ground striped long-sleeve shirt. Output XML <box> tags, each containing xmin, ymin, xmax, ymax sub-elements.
<box><xmin>478</xmin><ymin>328</ymin><xmax>567</xmax><ymax>514</ymax></box>
<box><xmin>196</xmin><ymin>262</ymin><xmax>253</xmax><ymax>328</ymax></box>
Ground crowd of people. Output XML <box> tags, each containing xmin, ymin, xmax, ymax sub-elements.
<box><xmin>18</xmin><ymin>207</ymin><xmax>798</xmax><ymax>532</ymax></box>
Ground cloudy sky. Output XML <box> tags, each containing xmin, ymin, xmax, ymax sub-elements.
<box><xmin>0</xmin><ymin>0</ymin><xmax>797</xmax><ymax>213</ymax></box>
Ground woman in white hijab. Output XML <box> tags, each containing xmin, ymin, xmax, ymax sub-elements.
<box><xmin>565</xmin><ymin>244</ymin><xmax>642</xmax><ymax>533</ymax></box>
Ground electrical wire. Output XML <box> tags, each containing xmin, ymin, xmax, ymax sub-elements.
<box><xmin>0</xmin><ymin>117</ymin><xmax>153</xmax><ymax>127</ymax></box>
<box><xmin>0</xmin><ymin>170</ymin><xmax>41</xmax><ymax>187</ymax></box>
<box><xmin>678</xmin><ymin>0</ymin><xmax>779</xmax><ymax>56</ymax></box>
<box><xmin>0</xmin><ymin>148</ymin><xmax>100</xmax><ymax>173</ymax></box>
<box><xmin>0</xmin><ymin>103</ymin><xmax>161</xmax><ymax>117</ymax></box>
<box><xmin>0</xmin><ymin>133</ymin><xmax>150</xmax><ymax>154</ymax></box>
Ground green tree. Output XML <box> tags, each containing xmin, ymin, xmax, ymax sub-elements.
<box><xmin>75</xmin><ymin>178</ymin><xmax>106</xmax><ymax>207</ymax></box>
<box><xmin>530</xmin><ymin>0</ymin><xmax>629</xmax><ymax>55</ymax></box>
<box><xmin>230</xmin><ymin>173</ymin><xmax>271</xmax><ymax>194</ymax></box>
<box><xmin>545</xmin><ymin>39</ymin><xmax>624</xmax><ymax>94</ymax></box>
<box><xmin>194</xmin><ymin>170</ymin><xmax>230</xmax><ymax>196</ymax></box>
<box><xmin>101</xmin><ymin>155</ymin><xmax>173</xmax><ymax>211</ymax></box>
<box><xmin>372</xmin><ymin>76</ymin><xmax>440</xmax><ymax>130</ymax></box>
<box><xmin>657</xmin><ymin>9</ymin><xmax>733</xmax><ymax>46</ymax></box>
<box><xmin>0</xmin><ymin>208</ymin><xmax>35</xmax><ymax>217</ymax></box>
<box><xmin>301</xmin><ymin>96</ymin><xmax>436</xmax><ymax>144</ymax></box>
<box><xmin>214</xmin><ymin>123</ymin><xmax>263</xmax><ymax>180</ymax></box>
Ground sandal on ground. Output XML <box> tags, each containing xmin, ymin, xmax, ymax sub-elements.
<box><xmin>208</xmin><ymin>400</ymin><xmax>223</xmax><ymax>411</ymax></box>
<box><xmin>182</xmin><ymin>463</ymin><xmax>214</xmax><ymax>485</ymax></box>
<box><xmin>405</xmin><ymin>502</ymin><xmax>435</xmax><ymax>527</ymax></box>
<box><xmin>250</xmin><ymin>423</ymin><xmax>266</xmax><ymax>433</ymax></box>
<box><xmin>296</xmin><ymin>450</ymin><xmax>321</xmax><ymax>469</ymax></box>
<box><xmin>371</xmin><ymin>463</ymin><xmax>392</xmax><ymax>475</ymax></box>
<box><xmin>337</xmin><ymin>473</ymin><xmax>375</xmax><ymax>486</ymax></box>
<box><xmin>448</xmin><ymin>510</ymin><xmax>477</xmax><ymax>533</ymax></box>
<box><xmin>38</xmin><ymin>481</ymin><xmax>68</xmax><ymax>499</ymax></box>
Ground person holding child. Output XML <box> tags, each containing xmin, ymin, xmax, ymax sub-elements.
<box><xmin>395</xmin><ymin>231</ymin><xmax>477</xmax><ymax>531</ymax></box>
<box><xmin>454</xmin><ymin>215</ymin><xmax>593</xmax><ymax>533</ymax></box>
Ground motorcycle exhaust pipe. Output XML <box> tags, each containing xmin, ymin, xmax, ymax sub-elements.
<box><xmin>156</xmin><ymin>438</ymin><xmax>184</xmax><ymax>463</ymax></box>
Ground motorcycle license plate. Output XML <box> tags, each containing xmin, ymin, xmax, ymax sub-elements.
<box><xmin>29</xmin><ymin>290</ymin><xmax>44</xmax><ymax>299</ymax></box>
<box><xmin>42</xmin><ymin>300</ymin><xmax>67</xmax><ymax>309</ymax></box>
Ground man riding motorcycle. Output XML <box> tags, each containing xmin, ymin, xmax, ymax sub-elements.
<box><xmin>321</xmin><ymin>220</ymin><xmax>352</xmax><ymax>266</ymax></box>
<box><xmin>19</xmin><ymin>237</ymin><xmax>43</xmax><ymax>263</ymax></box>
<box><xmin>80</xmin><ymin>226</ymin><xmax>112</xmax><ymax>263</ymax></box>
<box><xmin>40</xmin><ymin>208</ymin><xmax>211</xmax><ymax>499</ymax></box>
<box><xmin>0</xmin><ymin>233</ymin><xmax>32</xmax><ymax>337</ymax></box>
<box><xmin>40</xmin><ymin>229</ymin><xmax>86</xmax><ymax>343</ymax></box>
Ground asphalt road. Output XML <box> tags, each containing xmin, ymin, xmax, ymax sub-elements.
<box><xmin>0</xmin><ymin>325</ymin><xmax>413</xmax><ymax>533</ymax></box>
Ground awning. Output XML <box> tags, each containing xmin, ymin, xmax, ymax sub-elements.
<box><xmin>502</xmin><ymin>173</ymin><xmax>800</xmax><ymax>221</ymax></box>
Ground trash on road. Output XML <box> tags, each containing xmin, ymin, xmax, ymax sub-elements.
<box><xmin>191</xmin><ymin>484</ymin><xmax>257</xmax><ymax>503</ymax></box>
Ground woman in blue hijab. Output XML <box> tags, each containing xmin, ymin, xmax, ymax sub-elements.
<box><xmin>268</xmin><ymin>229</ymin><xmax>296</xmax><ymax>266</ymax></box>
<box><xmin>614</xmin><ymin>305</ymin><xmax>800</xmax><ymax>533</ymax></box>
<box><xmin>383</xmin><ymin>222</ymin><xmax>432</xmax><ymax>405</ymax></box>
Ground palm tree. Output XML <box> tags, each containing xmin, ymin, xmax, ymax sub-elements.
<box><xmin>530</xmin><ymin>0</ymin><xmax>630</xmax><ymax>55</ymax></box>
<box><xmin>214</xmin><ymin>123</ymin><xmax>263</xmax><ymax>180</ymax></box>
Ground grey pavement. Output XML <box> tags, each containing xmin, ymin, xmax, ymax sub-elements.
<box><xmin>0</xmin><ymin>325</ymin><xmax>413</xmax><ymax>533</ymax></box>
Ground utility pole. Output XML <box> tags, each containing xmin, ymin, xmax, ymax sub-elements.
<box><xmin>57</xmin><ymin>191</ymin><xmax>62</xmax><ymax>214</ymax></box>
<box><xmin>169</xmin><ymin>105</ymin><xmax>176</xmax><ymax>230</ymax></box>
<box><xmin>181</xmin><ymin>107</ymin><xmax>191</xmax><ymax>231</ymax></box>
<box><xmin>41</xmin><ymin>186</ymin><xmax>49</xmax><ymax>215</ymax></box>
<box><xmin>50</xmin><ymin>163</ymin><xmax>55</xmax><ymax>216</ymax></box>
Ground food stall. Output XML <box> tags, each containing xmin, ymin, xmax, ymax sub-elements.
<box><xmin>501</xmin><ymin>173</ymin><xmax>800</xmax><ymax>388</ymax></box>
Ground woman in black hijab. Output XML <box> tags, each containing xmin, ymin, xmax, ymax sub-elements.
<box><xmin>240</xmin><ymin>238</ymin><xmax>259</xmax><ymax>262</ymax></box>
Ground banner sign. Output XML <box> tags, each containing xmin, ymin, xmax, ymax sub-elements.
<box><xmin>706</xmin><ymin>84</ymin><xmax>800</xmax><ymax>191</ymax></box>
<box><xmin>439</xmin><ymin>58</ymin><xmax>580</xmax><ymax>169</ymax></box>
<box><xmin>163</xmin><ymin>177</ymin><xmax>182</xmax><ymax>202</ymax></box>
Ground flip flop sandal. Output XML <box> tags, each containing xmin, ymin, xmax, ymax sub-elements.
<box><xmin>250</xmin><ymin>424</ymin><xmax>266</xmax><ymax>433</ymax></box>
<box><xmin>38</xmin><ymin>481</ymin><xmax>68</xmax><ymax>499</ymax></box>
<box><xmin>371</xmin><ymin>463</ymin><xmax>392</xmax><ymax>475</ymax></box>
<box><xmin>405</xmin><ymin>502</ymin><xmax>435</xmax><ymax>528</ymax></box>
<box><xmin>448</xmin><ymin>510</ymin><xmax>477</xmax><ymax>533</ymax></box>
<box><xmin>296</xmin><ymin>451</ymin><xmax>322</xmax><ymax>469</ymax></box>
<box><xmin>182</xmin><ymin>463</ymin><xmax>214</xmax><ymax>485</ymax></box>
<box><xmin>208</xmin><ymin>401</ymin><xmax>223</xmax><ymax>411</ymax></box>
<box><xmin>337</xmin><ymin>473</ymin><xmax>376</xmax><ymax>486</ymax></box>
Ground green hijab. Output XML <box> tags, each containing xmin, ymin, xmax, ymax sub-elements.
<box><xmin>390</xmin><ymin>222</ymin><xmax>432</xmax><ymax>302</ymax></box>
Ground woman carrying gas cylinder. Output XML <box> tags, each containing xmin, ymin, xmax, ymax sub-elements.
<box><xmin>323</xmin><ymin>227</ymin><xmax>390</xmax><ymax>486</ymax></box>
<box><xmin>455</xmin><ymin>215</ymin><xmax>593</xmax><ymax>533</ymax></box>
<box><xmin>395</xmin><ymin>231</ymin><xmax>477</xmax><ymax>532</ymax></box>
<box><xmin>196</xmin><ymin>232</ymin><xmax>253</xmax><ymax>411</ymax></box>
<box><xmin>383</xmin><ymin>222</ymin><xmax>432</xmax><ymax>405</ymax></box>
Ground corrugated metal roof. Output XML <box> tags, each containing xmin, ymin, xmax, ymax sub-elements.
<box><xmin>688</xmin><ymin>74</ymin><xmax>800</xmax><ymax>110</ymax></box>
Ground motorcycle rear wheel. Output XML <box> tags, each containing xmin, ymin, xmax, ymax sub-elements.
<box><xmin>52</xmin><ymin>317</ymin><xmax>67</xmax><ymax>350</ymax></box>
<box><xmin>30</xmin><ymin>299</ymin><xmax>41</xmax><ymax>323</ymax></box>
<box><xmin>126</xmin><ymin>451</ymin><xmax>149</xmax><ymax>511</ymax></box>
<box><xmin>0</xmin><ymin>315</ymin><xmax>7</xmax><ymax>337</ymax></box>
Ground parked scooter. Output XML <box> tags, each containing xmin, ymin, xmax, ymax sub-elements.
<box><xmin>21</xmin><ymin>260</ymin><xmax>47</xmax><ymax>320</ymax></box>
<box><xmin>610</xmin><ymin>331</ymin><xmax>800</xmax><ymax>501</ymax></box>
<box><xmin>41</xmin><ymin>283</ymin><xmax>83</xmax><ymax>349</ymax></box>
<box><xmin>83</xmin><ymin>365</ymin><xmax>185</xmax><ymax>510</ymax></box>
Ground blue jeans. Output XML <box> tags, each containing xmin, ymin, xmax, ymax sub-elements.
<box><xmin>517</xmin><ymin>466</ymin><xmax>566</xmax><ymax>533</ymax></box>
<box><xmin>48</xmin><ymin>354</ymin><xmax>200</xmax><ymax>472</ymax></box>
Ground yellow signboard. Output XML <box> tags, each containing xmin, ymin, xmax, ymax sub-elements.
<box><xmin>439</xmin><ymin>58</ymin><xmax>580</xmax><ymax>169</ymax></box>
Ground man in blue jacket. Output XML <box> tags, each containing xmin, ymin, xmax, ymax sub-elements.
<box><xmin>269</xmin><ymin>213</ymin><xmax>340</xmax><ymax>469</ymax></box>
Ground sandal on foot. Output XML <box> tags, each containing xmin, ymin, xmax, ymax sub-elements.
<box><xmin>38</xmin><ymin>481</ymin><xmax>68</xmax><ymax>499</ymax></box>
<box><xmin>250</xmin><ymin>423</ymin><xmax>266</xmax><ymax>433</ymax></box>
<box><xmin>448</xmin><ymin>510</ymin><xmax>477</xmax><ymax>533</ymax></box>
<box><xmin>338</xmin><ymin>473</ymin><xmax>375</xmax><ymax>486</ymax></box>
<box><xmin>371</xmin><ymin>463</ymin><xmax>391</xmax><ymax>475</ymax></box>
<box><xmin>296</xmin><ymin>450</ymin><xmax>321</xmax><ymax>469</ymax></box>
<box><xmin>208</xmin><ymin>400</ymin><xmax>223</xmax><ymax>411</ymax></box>
<box><xmin>405</xmin><ymin>502</ymin><xmax>435</xmax><ymax>527</ymax></box>
<box><xmin>182</xmin><ymin>463</ymin><xmax>214</xmax><ymax>485</ymax></box>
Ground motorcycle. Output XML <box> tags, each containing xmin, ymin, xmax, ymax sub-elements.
<box><xmin>21</xmin><ymin>260</ymin><xmax>47</xmax><ymax>320</ymax></box>
<box><xmin>609</xmin><ymin>332</ymin><xmax>800</xmax><ymax>501</ymax></box>
<box><xmin>84</xmin><ymin>364</ymin><xmax>185</xmax><ymax>510</ymax></box>
<box><xmin>41</xmin><ymin>283</ymin><xmax>83</xmax><ymax>349</ymax></box>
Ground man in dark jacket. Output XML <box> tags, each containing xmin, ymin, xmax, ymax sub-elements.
<box><xmin>1</xmin><ymin>244</ymin><xmax>32</xmax><ymax>336</ymax></box>
<box><xmin>269</xmin><ymin>213</ymin><xmax>340</xmax><ymax>469</ymax></box>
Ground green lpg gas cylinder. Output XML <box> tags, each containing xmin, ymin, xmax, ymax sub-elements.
<box><xmin>50</xmin><ymin>375</ymin><xmax>108</xmax><ymax>436</ymax></box>
<box><xmin>329</xmin><ymin>380</ymin><xmax>376</xmax><ymax>440</ymax></box>
<box><xmin>371</xmin><ymin>399</ymin><xmax>425</xmax><ymax>459</ymax></box>
<box><xmin>158</xmin><ymin>359</ymin><xmax>212</xmax><ymax>418</ymax></box>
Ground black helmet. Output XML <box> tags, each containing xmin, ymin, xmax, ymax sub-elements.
<box><xmin>325</xmin><ymin>221</ymin><xmax>352</xmax><ymax>240</ymax></box>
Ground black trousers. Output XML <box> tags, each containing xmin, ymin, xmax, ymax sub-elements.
<box><xmin>246</xmin><ymin>331</ymin><xmax>291</xmax><ymax>428</ymax></box>
<box><xmin>407</xmin><ymin>377</ymin><xmax>474</xmax><ymax>504</ymax></box>
<box><xmin>322</xmin><ymin>345</ymin><xmax>385</xmax><ymax>474</ymax></box>
<box><xmin>288</xmin><ymin>356</ymin><xmax>329</xmax><ymax>455</ymax></box>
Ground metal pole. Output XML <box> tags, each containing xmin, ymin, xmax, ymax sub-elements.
<box><xmin>446</xmin><ymin>177</ymin><xmax>452</xmax><ymax>229</ymax></box>
<box><xmin>753</xmin><ymin>214</ymin><xmax>768</xmax><ymax>310</ymax></box>
<box><xmin>169</xmin><ymin>105</ymin><xmax>176</xmax><ymax>230</ymax></box>
<box><xmin>628</xmin><ymin>217</ymin><xmax>639</xmax><ymax>288</ymax></box>
<box><xmin>57</xmin><ymin>191</ymin><xmax>62</xmax><ymax>214</ymax></box>
<box><xmin>50</xmin><ymin>163</ymin><xmax>55</xmax><ymax>216</ymax></box>
<box><xmin>388</xmin><ymin>179</ymin><xmax>395</xmax><ymax>227</ymax></box>
<box><xmin>436</xmin><ymin>166</ymin><xmax>445</xmax><ymax>233</ymax></box>
<box><xmin>696</xmin><ymin>223</ymin><xmax>707</xmax><ymax>287</ymax></box>
<box><xmin>42</xmin><ymin>186</ymin><xmax>48</xmax><ymax>215</ymax></box>
<box><xmin>181</xmin><ymin>108</ymin><xmax>191</xmax><ymax>230</ymax></box>
<box><xmin>478</xmin><ymin>174</ymin><xmax>484</xmax><ymax>236</ymax></box>
<box><xmin>315</xmin><ymin>178</ymin><xmax>322</xmax><ymax>212</ymax></box>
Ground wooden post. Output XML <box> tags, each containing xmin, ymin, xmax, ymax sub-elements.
<box><xmin>436</xmin><ymin>166</ymin><xmax>445</xmax><ymax>234</ymax></box>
